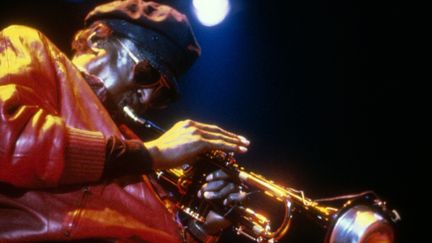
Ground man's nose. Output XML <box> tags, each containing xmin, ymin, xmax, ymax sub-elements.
<box><xmin>133</xmin><ymin>60</ymin><xmax>161</xmax><ymax>86</ymax></box>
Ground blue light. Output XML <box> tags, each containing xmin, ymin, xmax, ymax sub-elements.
<box><xmin>193</xmin><ymin>0</ymin><xmax>230</xmax><ymax>27</ymax></box>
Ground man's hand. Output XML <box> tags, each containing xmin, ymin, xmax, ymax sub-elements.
<box><xmin>144</xmin><ymin>119</ymin><xmax>250</xmax><ymax>170</ymax></box>
<box><xmin>198</xmin><ymin>169</ymin><xmax>247</xmax><ymax>206</ymax></box>
<box><xmin>197</xmin><ymin>169</ymin><xmax>248</xmax><ymax>235</ymax></box>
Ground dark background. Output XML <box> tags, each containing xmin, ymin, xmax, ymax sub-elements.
<box><xmin>1</xmin><ymin>0</ymin><xmax>414</xmax><ymax>242</ymax></box>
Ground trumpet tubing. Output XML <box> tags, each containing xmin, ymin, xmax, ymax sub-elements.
<box><xmin>158</xmin><ymin>151</ymin><xmax>398</xmax><ymax>242</ymax></box>
<box><xmin>122</xmin><ymin>106</ymin><xmax>400</xmax><ymax>243</ymax></box>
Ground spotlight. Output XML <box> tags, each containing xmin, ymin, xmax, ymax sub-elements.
<box><xmin>192</xmin><ymin>0</ymin><xmax>230</xmax><ymax>27</ymax></box>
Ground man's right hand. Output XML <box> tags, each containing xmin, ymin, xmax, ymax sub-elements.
<box><xmin>144</xmin><ymin>119</ymin><xmax>250</xmax><ymax>170</ymax></box>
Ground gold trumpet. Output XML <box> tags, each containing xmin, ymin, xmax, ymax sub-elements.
<box><xmin>123</xmin><ymin>106</ymin><xmax>401</xmax><ymax>243</ymax></box>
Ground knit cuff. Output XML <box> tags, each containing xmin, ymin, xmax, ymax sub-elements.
<box><xmin>103</xmin><ymin>137</ymin><xmax>154</xmax><ymax>179</ymax></box>
<box><xmin>60</xmin><ymin>127</ymin><xmax>106</xmax><ymax>185</ymax></box>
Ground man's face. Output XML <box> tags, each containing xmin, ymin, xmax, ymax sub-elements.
<box><xmin>73</xmin><ymin>28</ymin><xmax>173</xmax><ymax>115</ymax></box>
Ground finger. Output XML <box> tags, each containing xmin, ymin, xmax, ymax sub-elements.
<box><xmin>197</xmin><ymin>180</ymin><xmax>228</xmax><ymax>198</ymax></box>
<box><xmin>191</xmin><ymin>121</ymin><xmax>237</xmax><ymax>137</ymax></box>
<box><xmin>203</xmin><ymin>183</ymin><xmax>236</xmax><ymax>200</ymax></box>
<box><xmin>201</xmin><ymin>131</ymin><xmax>250</xmax><ymax>147</ymax></box>
<box><xmin>202</xmin><ymin>138</ymin><xmax>248</xmax><ymax>154</ymax></box>
<box><xmin>206</xmin><ymin>169</ymin><xmax>229</xmax><ymax>181</ymax></box>
<box><xmin>202</xmin><ymin>180</ymin><xmax>228</xmax><ymax>191</ymax></box>
<box><xmin>191</xmin><ymin>121</ymin><xmax>250</xmax><ymax>144</ymax></box>
<box><xmin>223</xmin><ymin>191</ymin><xmax>248</xmax><ymax>206</ymax></box>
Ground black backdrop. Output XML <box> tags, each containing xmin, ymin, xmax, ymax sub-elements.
<box><xmin>1</xmin><ymin>0</ymin><xmax>414</xmax><ymax>242</ymax></box>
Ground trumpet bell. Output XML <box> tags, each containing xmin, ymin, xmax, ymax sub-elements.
<box><xmin>328</xmin><ymin>205</ymin><xmax>394</xmax><ymax>243</ymax></box>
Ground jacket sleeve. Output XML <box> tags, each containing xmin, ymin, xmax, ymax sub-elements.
<box><xmin>0</xmin><ymin>25</ymin><xmax>106</xmax><ymax>188</ymax></box>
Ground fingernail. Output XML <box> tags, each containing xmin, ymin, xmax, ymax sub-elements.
<box><xmin>197</xmin><ymin>190</ymin><xmax>202</xmax><ymax>198</ymax></box>
<box><xmin>223</xmin><ymin>199</ymin><xmax>228</xmax><ymax>206</ymax></box>
<box><xmin>204</xmin><ymin>191</ymin><xmax>213</xmax><ymax>199</ymax></box>
<box><xmin>239</xmin><ymin>146</ymin><xmax>248</xmax><ymax>153</ymax></box>
<box><xmin>206</xmin><ymin>174</ymin><xmax>213</xmax><ymax>181</ymax></box>
<box><xmin>238</xmin><ymin>136</ymin><xmax>250</xmax><ymax>145</ymax></box>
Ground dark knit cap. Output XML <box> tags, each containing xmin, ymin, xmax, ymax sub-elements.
<box><xmin>85</xmin><ymin>0</ymin><xmax>201</xmax><ymax>88</ymax></box>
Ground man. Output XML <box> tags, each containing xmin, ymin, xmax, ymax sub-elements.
<box><xmin>0</xmin><ymin>0</ymin><xmax>249</xmax><ymax>242</ymax></box>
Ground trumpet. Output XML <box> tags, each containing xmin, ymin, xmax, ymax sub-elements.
<box><xmin>123</xmin><ymin>106</ymin><xmax>401</xmax><ymax>242</ymax></box>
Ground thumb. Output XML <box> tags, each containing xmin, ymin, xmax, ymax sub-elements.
<box><xmin>202</xmin><ymin>210</ymin><xmax>231</xmax><ymax>235</ymax></box>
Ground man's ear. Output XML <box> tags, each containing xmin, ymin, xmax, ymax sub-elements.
<box><xmin>88</xmin><ymin>22</ymin><xmax>113</xmax><ymax>43</ymax></box>
<box><xmin>72</xmin><ymin>21</ymin><xmax>113</xmax><ymax>54</ymax></box>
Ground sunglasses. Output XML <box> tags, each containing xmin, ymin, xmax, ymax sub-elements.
<box><xmin>115</xmin><ymin>38</ymin><xmax>177</xmax><ymax>108</ymax></box>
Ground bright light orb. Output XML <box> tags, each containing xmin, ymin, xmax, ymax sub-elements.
<box><xmin>193</xmin><ymin>0</ymin><xmax>231</xmax><ymax>27</ymax></box>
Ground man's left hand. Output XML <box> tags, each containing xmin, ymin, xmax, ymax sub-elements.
<box><xmin>197</xmin><ymin>169</ymin><xmax>248</xmax><ymax>235</ymax></box>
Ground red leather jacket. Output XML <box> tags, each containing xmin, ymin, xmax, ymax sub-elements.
<box><xmin>0</xmin><ymin>25</ymin><xmax>182</xmax><ymax>242</ymax></box>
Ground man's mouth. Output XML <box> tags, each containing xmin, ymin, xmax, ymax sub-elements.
<box><xmin>137</xmin><ymin>89</ymin><xmax>146</xmax><ymax>104</ymax></box>
<box><xmin>118</xmin><ymin>89</ymin><xmax>149</xmax><ymax>114</ymax></box>
<box><xmin>117</xmin><ymin>89</ymin><xmax>149</xmax><ymax>115</ymax></box>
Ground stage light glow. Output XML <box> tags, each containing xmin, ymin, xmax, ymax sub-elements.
<box><xmin>193</xmin><ymin>0</ymin><xmax>230</xmax><ymax>27</ymax></box>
